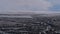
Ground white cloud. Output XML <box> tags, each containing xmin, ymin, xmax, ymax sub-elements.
<box><xmin>0</xmin><ymin>0</ymin><xmax>53</xmax><ymax>14</ymax></box>
<box><xmin>14</xmin><ymin>0</ymin><xmax>52</xmax><ymax>10</ymax></box>
<box><xmin>47</xmin><ymin>0</ymin><xmax>60</xmax><ymax>5</ymax></box>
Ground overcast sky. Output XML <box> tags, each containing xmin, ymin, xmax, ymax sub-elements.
<box><xmin>0</xmin><ymin>0</ymin><xmax>60</xmax><ymax>14</ymax></box>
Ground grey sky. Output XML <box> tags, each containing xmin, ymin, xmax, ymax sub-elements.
<box><xmin>0</xmin><ymin>0</ymin><xmax>60</xmax><ymax>14</ymax></box>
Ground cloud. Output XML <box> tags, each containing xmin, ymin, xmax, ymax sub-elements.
<box><xmin>47</xmin><ymin>0</ymin><xmax>60</xmax><ymax>11</ymax></box>
<box><xmin>0</xmin><ymin>0</ymin><xmax>56</xmax><ymax>14</ymax></box>
<box><xmin>47</xmin><ymin>0</ymin><xmax>60</xmax><ymax>5</ymax></box>
<box><xmin>15</xmin><ymin>0</ymin><xmax>52</xmax><ymax>10</ymax></box>
<box><xmin>0</xmin><ymin>10</ymin><xmax>59</xmax><ymax>14</ymax></box>
<box><xmin>0</xmin><ymin>0</ymin><xmax>52</xmax><ymax>11</ymax></box>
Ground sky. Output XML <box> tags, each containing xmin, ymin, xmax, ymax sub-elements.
<box><xmin>0</xmin><ymin>0</ymin><xmax>60</xmax><ymax>14</ymax></box>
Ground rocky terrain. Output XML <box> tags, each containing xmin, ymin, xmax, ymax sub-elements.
<box><xmin>0</xmin><ymin>14</ymin><xmax>60</xmax><ymax>34</ymax></box>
